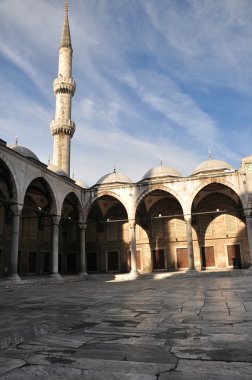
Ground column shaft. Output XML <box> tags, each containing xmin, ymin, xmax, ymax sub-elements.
<box><xmin>129</xmin><ymin>222</ymin><xmax>139</xmax><ymax>278</ymax></box>
<box><xmin>185</xmin><ymin>218</ymin><xmax>195</xmax><ymax>271</ymax></box>
<box><xmin>9</xmin><ymin>207</ymin><xmax>22</xmax><ymax>278</ymax></box>
<box><xmin>79</xmin><ymin>225</ymin><xmax>88</xmax><ymax>276</ymax></box>
<box><xmin>51</xmin><ymin>220</ymin><xmax>60</xmax><ymax>275</ymax></box>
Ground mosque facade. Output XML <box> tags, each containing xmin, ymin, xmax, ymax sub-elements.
<box><xmin>1</xmin><ymin>3</ymin><xmax>252</xmax><ymax>281</ymax></box>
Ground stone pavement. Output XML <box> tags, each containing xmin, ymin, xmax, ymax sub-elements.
<box><xmin>0</xmin><ymin>273</ymin><xmax>252</xmax><ymax>379</ymax></box>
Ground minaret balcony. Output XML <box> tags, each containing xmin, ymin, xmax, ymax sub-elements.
<box><xmin>53</xmin><ymin>77</ymin><xmax>76</xmax><ymax>95</ymax></box>
<box><xmin>50</xmin><ymin>119</ymin><xmax>75</xmax><ymax>137</ymax></box>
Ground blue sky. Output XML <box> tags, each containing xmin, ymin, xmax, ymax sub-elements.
<box><xmin>1</xmin><ymin>0</ymin><xmax>252</xmax><ymax>186</ymax></box>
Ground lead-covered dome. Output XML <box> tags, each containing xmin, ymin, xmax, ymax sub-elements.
<box><xmin>96</xmin><ymin>171</ymin><xmax>132</xmax><ymax>185</ymax></box>
<box><xmin>142</xmin><ymin>165</ymin><xmax>181</xmax><ymax>180</ymax></box>
<box><xmin>9</xmin><ymin>145</ymin><xmax>39</xmax><ymax>161</ymax></box>
<box><xmin>75</xmin><ymin>179</ymin><xmax>88</xmax><ymax>188</ymax></box>
<box><xmin>192</xmin><ymin>159</ymin><xmax>233</xmax><ymax>176</ymax></box>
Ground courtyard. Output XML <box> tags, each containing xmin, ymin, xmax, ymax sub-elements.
<box><xmin>0</xmin><ymin>272</ymin><xmax>252</xmax><ymax>379</ymax></box>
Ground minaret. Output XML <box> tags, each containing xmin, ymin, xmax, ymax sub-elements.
<box><xmin>50</xmin><ymin>0</ymin><xmax>76</xmax><ymax>176</ymax></box>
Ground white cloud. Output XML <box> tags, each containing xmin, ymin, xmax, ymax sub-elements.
<box><xmin>0</xmin><ymin>0</ymin><xmax>250</xmax><ymax>185</ymax></box>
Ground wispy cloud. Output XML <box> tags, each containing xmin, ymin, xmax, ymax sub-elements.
<box><xmin>0</xmin><ymin>0</ymin><xmax>251</xmax><ymax>185</ymax></box>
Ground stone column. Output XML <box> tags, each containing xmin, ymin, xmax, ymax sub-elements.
<box><xmin>185</xmin><ymin>217</ymin><xmax>196</xmax><ymax>271</ymax></box>
<box><xmin>79</xmin><ymin>223</ymin><xmax>88</xmax><ymax>279</ymax></box>
<box><xmin>8</xmin><ymin>204</ymin><xmax>22</xmax><ymax>281</ymax></box>
<box><xmin>129</xmin><ymin>221</ymin><xmax>140</xmax><ymax>279</ymax></box>
<box><xmin>51</xmin><ymin>216</ymin><xmax>61</xmax><ymax>278</ymax></box>
<box><xmin>245</xmin><ymin>216</ymin><xmax>252</xmax><ymax>268</ymax></box>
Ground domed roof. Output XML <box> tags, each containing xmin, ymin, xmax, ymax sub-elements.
<box><xmin>96</xmin><ymin>170</ymin><xmax>132</xmax><ymax>185</ymax></box>
<box><xmin>47</xmin><ymin>164</ymin><xmax>68</xmax><ymax>177</ymax></box>
<box><xmin>192</xmin><ymin>159</ymin><xmax>233</xmax><ymax>176</ymax></box>
<box><xmin>75</xmin><ymin>179</ymin><xmax>88</xmax><ymax>188</ymax></box>
<box><xmin>9</xmin><ymin>145</ymin><xmax>39</xmax><ymax>161</ymax></box>
<box><xmin>142</xmin><ymin>165</ymin><xmax>181</xmax><ymax>180</ymax></box>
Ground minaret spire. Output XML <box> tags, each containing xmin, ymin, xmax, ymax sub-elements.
<box><xmin>50</xmin><ymin>0</ymin><xmax>76</xmax><ymax>176</ymax></box>
<box><xmin>60</xmin><ymin>1</ymin><xmax>72</xmax><ymax>49</ymax></box>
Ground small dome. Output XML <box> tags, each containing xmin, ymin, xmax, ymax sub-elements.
<box><xmin>47</xmin><ymin>164</ymin><xmax>68</xmax><ymax>177</ymax></box>
<box><xmin>96</xmin><ymin>171</ymin><xmax>132</xmax><ymax>185</ymax></box>
<box><xmin>75</xmin><ymin>179</ymin><xmax>88</xmax><ymax>188</ymax></box>
<box><xmin>192</xmin><ymin>159</ymin><xmax>233</xmax><ymax>176</ymax></box>
<box><xmin>142</xmin><ymin>165</ymin><xmax>181</xmax><ymax>180</ymax></box>
<box><xmin>9</xmin><ymin>145</ymin><xmax>39</xmax><ymax>161</ymax></box>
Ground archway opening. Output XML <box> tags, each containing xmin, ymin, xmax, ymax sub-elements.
<box><xmin>192</xmin><ymin>183</ymin><xmax>249</xmax><ymax>270</ymax></box>
<box><xmin>86</xmin><ymin>195</ymin><xmax>128</xmax><ymax>273</ymax></box>
<box><xmin>19</xmin><ymin>178</ymin><xmax>54</xmax><ymax>276</ymax></box>
<box><xmin>136</xmin><ymin>189</ymin><xmax>184</xmax><ymax>272</ymax></box>
<box><xmin>0</xmin><ymin>159</ymin><xmax>17</xmax><ymax>276</ymax></box>
<box><xmin>59</xmin><ymin>192</ymin><xmax>80</xmax><ymax>274</ymax></box>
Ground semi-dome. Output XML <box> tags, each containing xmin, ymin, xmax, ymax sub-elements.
<box><xmin>96</xmin><ymin>171</ymin><xmax>132</xmax><ymax>185</ymax></box>
<box><xmin>142</xmin><ymin>165</ymin><xmax>181</xmax><ymax>180</ymax></box>
<box><xmin>192</xmin><ymin>159</ymin><xmax>233</xmax><ymax>176</ymax></box>
<box><xmin>9</xmin><ymin>145</ymin><xmax>39</xmax><ymax>161</ymax></box>
<box><xmin>47</xmin><ymin>164</ymin><xmax>68</xmax><ymax>177</ymax></box>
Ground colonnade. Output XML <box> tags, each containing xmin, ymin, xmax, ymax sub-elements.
<box><xmin>7</xmin><ymin>212</ymin><xmax>197</xmax><ymax>280</ymax></box>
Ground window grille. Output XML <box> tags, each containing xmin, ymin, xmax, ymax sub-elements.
<box><xmin>151</xmin><ymin>217</ymin><xmax>163</xmax><ymax>238</ymax></box>
<box><xmin>225</xmin><ymin>214</ymin><xmax>237</xmax><ymax>233</ymax></box>
<box><xmin>175</xmin><ymin>218</ymin><xmax>186</xmax><ymax>237</ymax></box>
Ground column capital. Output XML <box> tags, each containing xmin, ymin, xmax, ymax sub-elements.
<box><xmin>10</xmin><ymin>203</ymin><xmax>23</xmax><ymax>216</ymax></box>
<box><xmin>184</xmin><ymin>216</ymin><xmax>192</xmax><ymax>224</ymax></box>
<box><xmin>129</xmin><ymin>220</ymin><xmax>136</xmax><ymax>229</ymax></box>
<box><xmin>52</xmin><ymin>215</ymin><xmax>61</xmax><ymax>225</ymax></box>
<box><xmin>79</xmin><ymin>221</ymin><xmax>86</xmax><ymax>231</ymax></box>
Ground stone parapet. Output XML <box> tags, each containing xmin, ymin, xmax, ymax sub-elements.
<box><xmin>53</xmin><ymin>77</ymin><xmax>76</xmax><ymax>95</ymax></box>
<box><xmin>50</xmin><ymin>119</ymin><xmax>75</xmax><ymax>137</ymax></box>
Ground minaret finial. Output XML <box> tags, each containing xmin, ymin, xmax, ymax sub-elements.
<box><xmin>65</xmin><ymin>0</ymin><xmax>68</xmax><ymax>13</ymax></box>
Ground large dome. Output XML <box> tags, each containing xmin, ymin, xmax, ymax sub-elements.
<box><xmin>9</xmin><ymin>145</ymin><xmax>39</xmax><ymax>161</ymax></box>
<box><xmin>96</xmin><ymin>171</ymin><xmax>132</xmax><ymax>185</ymax></box>
<box><xmin>142</xmin><ymin>165</ymin><xmax>181</xmax><ymax>180</ymax></box>
<box><xmin>192</xmin><ymin>159</ymin><xmax>233</xmax><ymax>176</ymax></box>
<box><xmin>75</xmin><ymin>179</ymin><xmax>88</xmax><ymax>188</ymax></box>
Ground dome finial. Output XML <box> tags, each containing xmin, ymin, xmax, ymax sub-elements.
<box><xmin>72</xmin><ymin>170</ymin><xmax>75</xmax><ymax>179</ymax></box>
<box><xmin>208</xmin><ymin>147</ymin><xmax>212</xmax><ymax>159</ymax></box>
<box><xmin>48</xmin><ymin>155</ymin><xmax>51</xmax><ymax>165</ymax></box>
<box><xmin>160</xmin><ymin>158</ymin><xmax>163</xmax><ymax>166</ymax></box>
<box><xmin>113</xmin><ymin>165</ymin><xmax>116</xmax><ymax>173</ymax></box>
<box><xmin>15</xmin><ymin>136</ymin><xmax>18</xmax><ymax>146</ymax></box>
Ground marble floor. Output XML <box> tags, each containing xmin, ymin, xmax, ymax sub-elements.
<box><xmin>0</xmin><ymin>273</ymin><xmax>252</xmax><ymax>379</ymax></box>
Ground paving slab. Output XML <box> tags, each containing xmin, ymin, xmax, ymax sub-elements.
<box><xmin>0</xmin><ymin>273</ymin><xmax>252</xmax><ymax>378</ymax></box>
